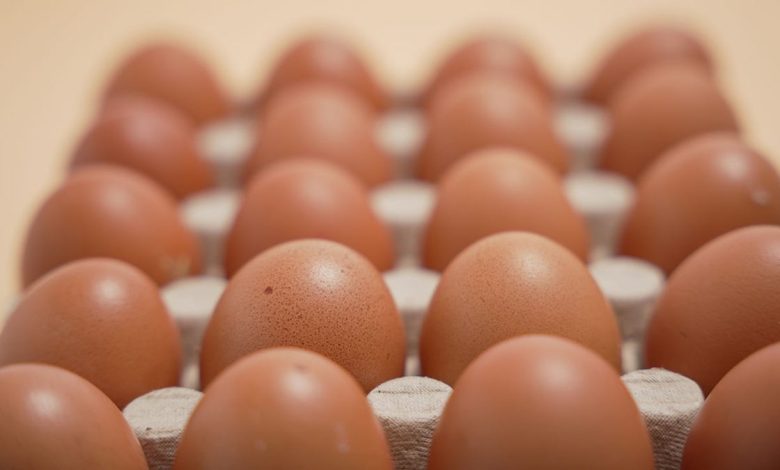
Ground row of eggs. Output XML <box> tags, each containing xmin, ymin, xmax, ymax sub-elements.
<box><xmin>6</xmin><ymin>222</ymin><xmax>780</xmax><ymax>469</ymax></box>
<box><xmin>21</xmin><ymin>22</ymin><xmax>773</xmax><ymax>287</ymax></box>
<box><xmin>4</xmin><ymin>24</ymin><xmax>780</xmax><ymax>469</ymax></box>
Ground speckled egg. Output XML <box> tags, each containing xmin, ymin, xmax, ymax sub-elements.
<box><xmin>200</xmin><ymin>239</ymin><xmax>405</xmax><ymax>392</ymax></box>
<box><xmin>420</xmin><ymin>232</ymin><xmax>621</xmax><ymax>385</ymax></box>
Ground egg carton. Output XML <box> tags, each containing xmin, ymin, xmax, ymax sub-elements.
<box><xmin>115</xmin><ymin>103</ymin><xmax>704</xmax><ymax>470</ymax></box>
<box><xmin>125</xmin><ymin>370</ymin><xmax>701</xmax><ymax>470</ymax></box>
<box><xmin>149</xmin><ymin>253</ymin><xmax>677</xmax><ymax>470</ymax></box>
<box><xmin>3</xmin><ymin>100</ymin><xmax>699</xmax><ymax>468</ymax></box>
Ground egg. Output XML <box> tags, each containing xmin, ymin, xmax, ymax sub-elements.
<box><xmin>72</xmin><ymin>94</ymin><xmax>214</xmax><ymax>199</ymax></box>
<box><xmin>599</xmin><ymin>62</ymin><xmax>739</xmax><ymax>180</ymax></box>
<box><xmin>21</xmin><ymin>165</ymin><xmax>202</xmax><ymax>287</ymax></box>
<box><xmin>645</xmin><ymin>226</ymin><xmax>780</xmax><ymax>395</ymax></box>
<box><xmin>419</xmin><ymin>232</ymin><xmax>621</xmax><ymax>385</ymax></box>
<box><xmin>246</xmin><ymin>83</ymin><xmax>393</xmax><ymax>187</ymax></box>
<box><xmin>420</xmin><ymin>34</ymin><xmax>551</xmax><ymax>106</ymax></box>
<box><xmin>0</xmin><ymin>259</ymin><xmax>181</xmax><ymax>408</ymax></box>
<box><xmin>682</xmin><ymin>343</ymin><xmax>780</xmax><ymax>469</ymax></box>
<box><xmin>416</xmin><ymin>74</ymin><xmax>568</xmax><ymax>181</ymax></box>
<box><xmin>422</xmin><ymin>149</ymin><xmax>589</xmax><ymax>271</ymax></box>
<box><xmin>104</xmin><ymin>41</ymin><xmax>231</xmax><ymax>125</ymax></box>
<box><xmin>620</xmin><ymin>133</ymin><xmax>780</xmax><ymax>273</ymax></box>
<box><xmin>428</xmin><ymin>336</ymin><xmax>654</xmax><ymax>469</ymax></box>
<box><xmin>226</xmin><ymin>159</ymin><xmax>394</xmax><ymax>276</ymax></box>
<box><xmin>0</xmin><ymin>364</ymin><xmax>147</xmax><ymax>469</ymax></box>
<box><xmin>258</xmin><ymin>34</ymin><xmax>390</xmax><ymax>111</ymax></box>
<box><xmin>200</xmin><ymin>239</ymin><xmax>405</xmax><ymax>392</ymax></box>
<box><xmin>176</xmin><ymin>348</ymin><xmax>392</xmax><ymax>469</ymax></box>
<box><xmin>177</xmin><ymin>349</ymin><xmax>391</xmax><ymax>469</ymax></box>
<box><xmin>584</xmin><ymin>25</ymin><xmax>714</xmax><ymax>104</ymax></box>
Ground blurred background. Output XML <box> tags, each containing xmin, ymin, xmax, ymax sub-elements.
<box><xmin>1</xmin><ymin>0</ymin><xmax>779</xmax><ymax>304</ymax></box>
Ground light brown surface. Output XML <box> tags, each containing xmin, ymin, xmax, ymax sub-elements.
<box><xmin>1</xmin><ymin>0</ymin><xmax>780</xmax><ymax>305</ymax></box>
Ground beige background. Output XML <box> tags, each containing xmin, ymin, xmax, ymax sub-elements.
<box><xmin>1</xmin><ymin>0</ymin><xmax>779</xmax><ymax>304</ymax></box>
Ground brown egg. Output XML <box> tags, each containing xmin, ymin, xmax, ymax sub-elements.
<box><xmin>105</xmin><ymin>41</ymin><xmax>231</xmax><ymax>125</ymax></box>
<box><xmin>226</xmin><ymin>159</ymin><xmax>394</xmax><ymax>276</ymax></box>
<box><xmin>419</xmin><ymin>232</ymin><xmax>621</xmax><ymax>385</ymax></box>
<box><xmin>176</xmin><ymin>348</ymin><xmax>392</xmax><ymax>469</ymax></box>
<box><xmin>200</xmin><ymin>239</ymin><xmax>405</xmax><ymax>392</ymax></box>
<box><xmin>72</xmin><ymin>94</ymin><xmax>214</xmax><ymax>199</ymax></box>
<box><xmin>599</xmin><ymin>62</ymin><xmax>739</xmax><ymax>180</ymax></box>
<box><xmin>0</xmin><ymin>364</ymin><xmax>147</xmax><ymax>469</ymax></box>
<box><xmin>258</xmin><ymin>34</ymin><xmax>391</xmax><ymax>111</ymax></box>
<box><xmin>0</xmin><ymin>259</ymin><xmax>181</xmax><ymax>408</ymax></box>
<box><xmin>428</xmin><ymin>336</ymin><xmax>654</xmax><ymax>469</ymax></box>
<box><xmin>584</xmin><ymin>25</ymin><xmax>714</xmax><ymax>104</ymax></box>
<box><xmin>246</xmin><ymin>83</ymin><xmax>393</xmax><ymax>187</ymax></box>
<box><xmin>423</xmin><ymin>149</ymin><xmax>589</xmax><ymax>271</ymax></box>
<box><xmin>682</xmin><ymin>343</ymin><xmax>780</xmax><ymax>469</ymax></box>
<box><xmin>646</xmin><ymin>226</ymin><xmax>780</xmax><ymax>395</ymax></box>
<box><xmin>416</xmin><ymin>74</ymin><xmax>568</xmax><ymax>181</ymax></box>
<box><xmin>420</xmin><ymin>34</ymin><xmax>551</xmax><ymax>107</ymax></box>
<box><xmin>21</xmin><ymin>165</ymin><xmax>202</xmax><ymax>287</ymax></box>
<box><xmin>620</xmin><ymin>133</ymin><xmax>780</xmax><ymax>273</ymax></box>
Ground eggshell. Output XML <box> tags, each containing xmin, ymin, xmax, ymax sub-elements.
<box><xmin>72</xmin><ymin>94</ymin><xmax>214</xmax><ymax>199</ymax></box>
<box><xmin>620</xmin><ymin>133</ymin><xmax>780</xmax><ymax>273</ymax></box>
<box><xmin>584</xmin><ymin>25</ymin><xmax>714</xmax><ymax>104</ymax></box>
<box><xmin>599</xmin><ymin>63</ymin><xmax>739</xmax><ymax>180</ymax></box>
<box><xmin>246</xmin><ymin>83</ymin><xmax>393</xmax><ymax>187</ymax></box>
<box><xmin>0</xmin><ymin>364</ymin><xmax>147</xmax><ymax>469</ymax></box>
<box><xmin>682</xmin><ymin>343</ymin><xmax>780</xmax><ymax>469</ymax></box>
<box><xmin>258</xmin><ymin>34</ymin><xmax>391</xmax><ymax>111</ymax></box>
<box><xmin>226</xmin><ymin>159</ymin><xmax>393</xmax><ymax>276</ymax></box>
<box><xmin>428</xmin><ymin>336</ymin><xmax>654</xmax><ymax>469</ymax></box>
<box><xmin>420</xmin><ymin>34</ymin><xmax>551</xmax><ymax>106</ymax></box>
<box><xmin>422</xmin><ymin>149</ymin><xmax>589</xmax><ymax>271</ymax></box>
<box><xmin>21</xmin><ymin>165</ymin><xmax>202</xmax><ymax>287</ymax></box>
<box><xmin>416</xmin><ymin>74</ymin><xmax>568</xmax><ymax>181</ymax></box>
<box><xmin>105</xmin><ymin>41</ymin><xmax>231</xmax><ymax>125</ymax></box>
<box><xmin>0</xmin><ymin>259</ymin><xmax>181</xmax><ymax>408</ymax></box>
<box><xmin>200</xmin><ymin>239</ymin><xmax>405</xmax><ymax>392</ymax></box>
<box><xmin>176</xmin><ymin>348</ymin><xmax>393</xmax><ymax>469</ymax></box>
<box><xmin>419</xmin><ymin>232</ymin><xmax>621</xmax><ymax>385</ymax></box>
<box><xmin>645</xmin><ymin>226</ymin><xmax>780</xmax><ymax>395</ymax></box>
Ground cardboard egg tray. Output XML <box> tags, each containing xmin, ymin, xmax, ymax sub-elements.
<box><xmin>10</xmin><ymin>97</ymin><xmax>703</xmax><ymax>470</ymax></box>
